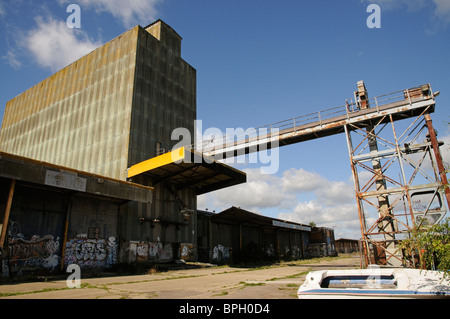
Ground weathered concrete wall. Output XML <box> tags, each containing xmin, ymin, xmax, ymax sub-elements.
<box><xmin>128</xmin><ymin>22</ymin><xmax>196</xmax><ymax>167</ymax></box>
<box><xmin>0</xmin><ymin>27</ymin><xmax>139</xmax><ymax>180</ymax></box>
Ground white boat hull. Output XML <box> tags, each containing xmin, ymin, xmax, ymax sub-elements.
<box><xmin>297</xmin><ymin>268</ymin><xmax>450</xmax><ymax>299</ymax></box>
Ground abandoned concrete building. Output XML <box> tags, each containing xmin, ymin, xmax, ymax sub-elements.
<box><xmin>0</xmin><ymin>20</ymin><xmax>333</xmax><ymax>277</ymax></box>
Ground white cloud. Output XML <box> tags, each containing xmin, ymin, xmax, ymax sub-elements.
<box><xmin>200</xmin><ymin>169</ymin><xmax>296</xmax><ymax>213</ymax></box>
<box><xmin>199</xmin><ymin>166</ymin><xmax>361</xmax><ymax>238</ymax></box>
<box><xmin>3</xmin><ymin>50</ymin><xmax>22</xmax><ymax>69</ymax></box>
<box><xmin>279</xmin><ymin>201</ymin><xmax>357</xmax><ymax>228</ymax></box>
<box><xmin>23</xmin><ymin>16</ymin><xmax>101</xmax><ymax>72</ymax></box>
<box><xmin>440</xmin><ymin>133</ymin><xmax>450</xmax><ymax>167</ymax></box>
<box><xmin>6</xmin><ymin>0</ymin><xmax>162</xmax><ymax>71</ymax></box>
<box><xmin>0</xmin><ymin>2</ymin><xmax>5</xmax><ymax>17</ymax></box>
<box><xmin>316</xmin><ymin>181</ymin><xmax>355</xmax><ymax>205</ymax></box>
<box><xmin>433</xmin><ymin>0</ymin><xmax>450</xmax><ymax>24</ymax></box>
<box><xmin>362</xmin><ymin>0</ymin><xmax>427</xmax><ymax>12</ymax></box>
<box><xmin>281</xmin><ymin>168</ymin><xmax>327</xmax><ymax>193</ymax></box>
<box><xmin>61</xmin><ymin>0</ymin><xmax>162</xmax><ymax>28</ymax></box>
<box><xmin>362</xmin><ymin>0</ymin><xmax>450</xmax><ymax>26</ymax></box>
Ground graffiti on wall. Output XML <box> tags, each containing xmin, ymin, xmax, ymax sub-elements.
<box><xmin>149</xmin><ymin>242</ymin><xmax>173</xmax><ymax>260</ymax></box>
<box><xmin>127</xmin><ymin>241</ymin><xmax>175</xmax><ymax>262</ymax></box>
<box><xmin>8</xmin><ymin>235</ymin><xmax>61</xmax><ymax>271</ymax></box>
<box><xmin>281</xmin><ymin>245</ymin><xmax>302</xmax><ymax>260</ymax></box>
<box><xmin>64</xmin><ymin>234</ymin><xmax>117</xmax><ymax>268</ymax></box>
<box><xmin>136</xmin><ymin>243</ymin><xmax>149</xmax><ymax>261</ymax></box>
<box><xmin>264</xmin><ymin>244</ymin><xmax>275</xmax><ymax>258</ymax></box>
<box><xmin>212</xmin><ymin>245</ymin><xmax>231</xmax><ymax>263</ymax></box>
<box><xmin>291</xmin><ymin>246</ymin><xmax>302</xmax><ymax>259</ymax></box>
<box><xmin>7</xmin><ymin>221</ymin><xmax>61</xmax><ymax>273</ymax></box>
<box><xmin>180</xmin><ymin>243</ymin><xmax>194</xmax><ymax>261</ymax></box>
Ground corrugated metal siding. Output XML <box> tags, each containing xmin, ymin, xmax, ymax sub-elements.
<box><xmin>5</xmin><ymin>184</ymin><xmax>66</xmax><ymax>275</ymax></box>
<box><xmin>196</xmin><ymin>210</ymin><xmax>310</xmax><ymax>264</ymax></box>
<box><xmin>2</xmin><ymin>178</ymin><xmax>123</xmax><ymax>275</ymax></box>
<box><xmin>0</xmin><ymin>27</ymin><xmax>140</xmax><ymax>180</ymax></box>
<box><xmin>64</xmin><ymin>194</ymin><xmax>120</xmax><ymax>269</ymax></box>
<box><xmin>118</xmin><ymin>181</ymin><xmax>197</xmax><ymax>257</ymax></box>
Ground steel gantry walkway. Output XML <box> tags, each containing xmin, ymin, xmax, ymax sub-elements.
<box><xmin>195</xmin><ymin>82</ymin><xmax>438</xmax><ymax>160</ymax></box>
<box><xmin>188</xmin><ymin>81</ymin><xmax>448</xmax><ymax>268</ymax></box>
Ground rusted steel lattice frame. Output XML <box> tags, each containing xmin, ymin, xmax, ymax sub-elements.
<box><xmin>344</xmin><ymin>106</ymin><xmax>447</xmax><ymax>267</ymax></box>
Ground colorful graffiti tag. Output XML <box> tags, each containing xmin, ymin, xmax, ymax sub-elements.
<box><xmin>180</xmin><ymin>243</ymin><xmax>194</xmax><ymax>261</ymax></box>
<box><xmin>64</xmin><ymin>235</ymin><xmax>117</xmax><ymax>269</ymax></box>
<box><xmin>8</xmin><ymin>235</ymin><xmax>61</xmax><ymax>271</ymax></box>
<box><xmin>127</xmin><ymin>241</ymin><xmax>175</xmax><ymax>262</ymax></box>
<box><xmin>7</xmin><ymin>221</ymin><xmax>61</xmax><ymax>273</ymax></box>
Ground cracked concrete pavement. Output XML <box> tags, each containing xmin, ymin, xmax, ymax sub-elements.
<box><xmin>0</xmin><ymin>254</ymin><xmax>360</xmax><ymax>299</ymax></box>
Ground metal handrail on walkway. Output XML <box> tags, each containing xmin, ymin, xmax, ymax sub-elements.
<box><xmin>187</xmin><ymin>84</ymin><xmax>437</xmax><ymax>158</ymax></box>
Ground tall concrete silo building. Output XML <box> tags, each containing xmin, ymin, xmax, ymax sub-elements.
<box><xmin>1</xmin><ymin>20</ymin><xmax>195</xmax><ymax>180</ymax></box>
<box><xmin>0</xmin><ymin>20</ymin><xmax>245</xmax><ymax>264</ymax></box>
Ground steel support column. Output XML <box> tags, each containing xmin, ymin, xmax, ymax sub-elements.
<box><xmin>355</xmin><ymin>82</ymin><xmax>400</xmax><ymax>266</ymax></box>
<box><xmin>424</xmin><ymin>114</ymin><xmax>450</xmax><ymax>210</ymax></box>
<box><xmin>0</xmin><ymin>179</ymin><xmax>16</xmax><ymax>250</ymax></box>
<box><xmin>344</xmin><ymin>124</ymin><xmax>370</xmax><ymax>267</ymax></box>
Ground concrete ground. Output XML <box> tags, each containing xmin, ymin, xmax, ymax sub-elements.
<box><xmin>0</xmin><ymin>254</ymin><xmax>361</xmax><ymax>299</ymax></box>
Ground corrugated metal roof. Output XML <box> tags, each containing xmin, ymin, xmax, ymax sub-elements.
<box><xmin>211</xmin><ymin>206</ymin><xmax>311</xmax><ymax>231</ymax></box>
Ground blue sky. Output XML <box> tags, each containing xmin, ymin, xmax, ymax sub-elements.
<box><xmin>1</xmin><ymin>0</ymin><xmax>449</xmax><ymax>239</ymax></box>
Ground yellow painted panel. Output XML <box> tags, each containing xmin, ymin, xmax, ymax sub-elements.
<box><xmin>127</xmin><ymin>147</ymin><xmax>186</xmax><ymax>178</ymax></box>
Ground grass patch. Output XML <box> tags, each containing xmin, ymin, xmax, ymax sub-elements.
<box><xmin>268</xmin><ymin>270</ymin><xmax>311</xmax><ymax>282</ymax></box>
<box><xmin>239</xmin><ymin>281</ymin><xmax>266</xmax><ymax>287</ymax></box>
<box><xmin>0</xmin><ymin>287</ymin><xmax>70</xmax><ymax>298</ymax></box>
<box><xmin>212</xmin><ymin>291</ymin><xmax>229</xmax><ymax>296</ymax></box>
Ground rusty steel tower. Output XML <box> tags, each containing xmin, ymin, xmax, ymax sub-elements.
<box><xmin>346</xmin><ymin>82</ymin><xmax>448</xmax><ymax>267</ymax></box>
<box><xmin>194</xmin><ymin>81</ymin><xmax>448</xmax><ymax>268</ymax></box>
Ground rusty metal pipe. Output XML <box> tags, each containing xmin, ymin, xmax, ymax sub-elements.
<box><xmin>424</xmin><ymin>114</ymin><xmax>450</xmax><ymax>210</ymax></box>
<box><xmin>344</xmin><ymin>125</ymin><xmax>370</xmax><ymax>267</ymax></box>
<box><xmin>0</xmin><ymin>179</ymin><xmax>16</xmax><ymax>249</ymax></box>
